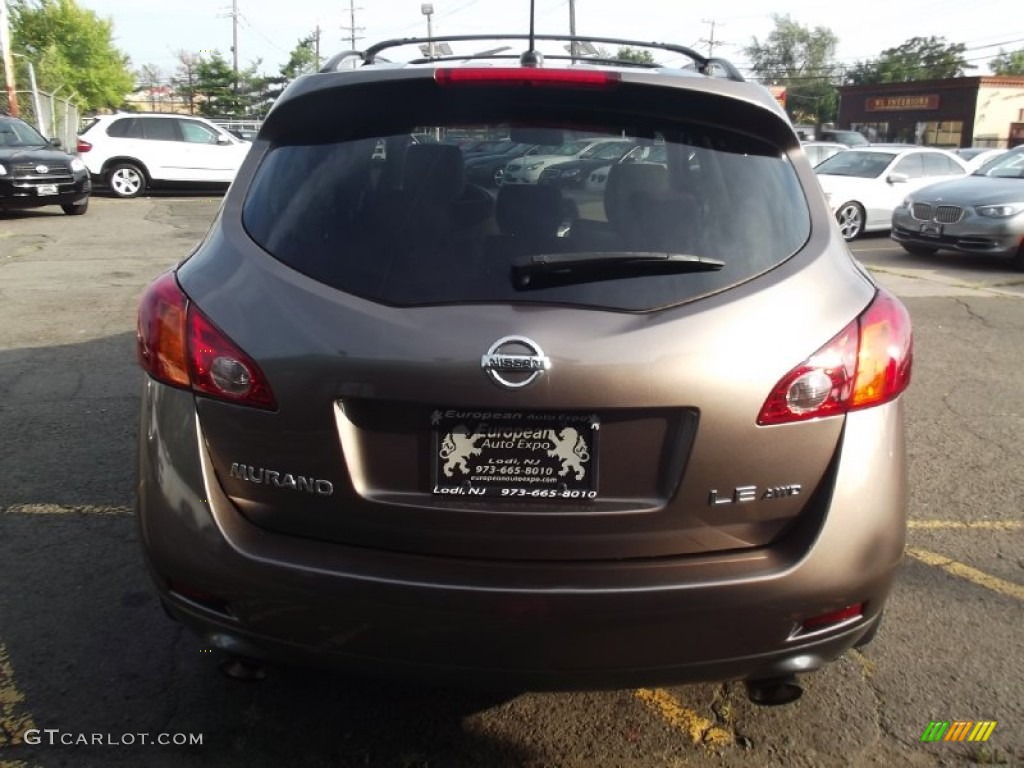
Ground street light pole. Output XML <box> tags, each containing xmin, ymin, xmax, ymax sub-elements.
<box><xmin>421</xmin><ymin>3</ymin><xmax>434</xmax><ymax>59</ymax></box>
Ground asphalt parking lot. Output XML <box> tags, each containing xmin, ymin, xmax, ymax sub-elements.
<box><xmin>0</xmin><ymin>195</ymin><xmax>1021</xmax><ymax>768</ymax></box>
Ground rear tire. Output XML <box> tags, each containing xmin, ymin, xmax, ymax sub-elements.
<box><xmin>900</xmin><ymin>243</ymin><xmax>937</xmax><ymax>256</ymax></box>
<box><xmin>836</xmin><ymin>201</ymin><xmax>865</xmax><ymax>241</ymax></box>
<box><xmin>107</xmin><ymin>163</ymin><xmax>146</xmax><ymax>198</ymax></box>
<box><xmin>1013</xmin><ymin>244</ymin><xmax>1024</xmax><ymax>272</ymax></box>
<box><xmin>61</xmin><ymin>199</ymin><xmax>89</xmax><ymax>216</ymax></box>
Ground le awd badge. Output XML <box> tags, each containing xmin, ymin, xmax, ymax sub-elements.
<box><xmin>708</xmin><ymin>484</ymin><xmax>802</xmax><ymax>506</ymax></box>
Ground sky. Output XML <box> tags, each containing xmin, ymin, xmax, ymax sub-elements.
<box><xmin>79</xmin><ymin>0</ymin><xmax>1024</xmax><ymax>81</ymax></box>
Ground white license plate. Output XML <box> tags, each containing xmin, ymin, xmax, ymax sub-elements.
<box><xmin>432</xmin><ymin>411</ymin><xmax>599</xmax><ymax>498</ymax></box>
<box><xmin>37</xmin><ymin>185</ymin><xmax>58</xmax><ymax>196</ymax></box>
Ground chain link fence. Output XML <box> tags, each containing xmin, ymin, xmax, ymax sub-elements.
<box><xmin>1</xmin><ymin>89</ymin><xmax>82</xmax><ymax>152</ymax></box>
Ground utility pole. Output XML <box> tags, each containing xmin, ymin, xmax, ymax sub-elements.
<box><xmin>568</xmin><ymin>0</ymin><xmax>577</xmax><ymax>62</ymax></box>
<box><xmin>699</xmin><ymin>19</ymin><xmax>726</xmax><ymax>58</ymax></box>
<box><xmin>230</xmin><ymin>0</ymin><xmax>239</xmax><ymax>80</ymax></box>
<box><xmin>340</xmin><ymin>0</ymin><xmax>364</xmax><ymax>49</ymax></box>
<box><xmin>314</xmin><ymin>25</ymin><xmax>321</xmax><ymax>69</ymax></box>
<box><xmin>0</xmin><ymin>0</ymin><xmax>20</xmax><ymax>117</ymax></box>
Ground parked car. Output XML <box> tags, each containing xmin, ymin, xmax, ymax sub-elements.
<box><xmin>227</xmin><ymin>128</ymin><xmax>258</xmax><ymax>142</ymax></box>
<box><xmin>953</xmin><ymin>147</ymin><xmax>1007</xmax><ymax>173</ymax></box>
<box><xmin>891</xmin><ymin>146</ymin><xmax>1024</xmax><ymax>269</ymax></box>
<box><xmin>816</xmin><ymin>129</ymin><xmax>869</xmax><ymax>147</ymax></box>
<box><xmin>135</xmin><ymin>36</ymin><xmax>911</xmax><ymax>702</ymax></box>
<box><xmin>462</xmin><ymin>137</ymin><xmax>513</xmax><ymax>157</ymax></box>
<box><xmin>502</xmin><ymin>138</ymin><xmax>625</xmax><ymax>184</ymax></box>
<box><xmin>464</xmin><ymin>143</ymin><xmax>540</xmax><ymax>187</ymax></box>
<box><xmin>801</xmin><ymin>141</ymin><xmax>847</xmax><ymax>168</ymax></box>
<box><xmin>586</xmin><ymin>143</ymin><xmax>668</xmax><ymax>192</ymax></box>
<box><xmin>77</xmin><ymin>113</ymin><xmax>251</xmax><ymax>198</ymax></box>
<box><xmin>815</xmin><ymin>147</ymin><xmax>968</xmax><ymax>240</ymax></box>
<box><xmin>537</xmin><ymin>139</ymin><xmax>636</xmax><ymax>187</ymax></box>
<box><xmin>0</xmin><ymin>114</ymin><xmax>90</xmax><ymax>215</ymax></box>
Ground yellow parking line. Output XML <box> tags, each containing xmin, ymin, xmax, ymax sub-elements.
<box><xmin>634</xmin><ymin>688</ymin><xmax>733</xmax><ymax>747</ymax></box>
<box><xmin>0</xmin><ymin>643</ymin><xmax>36</xmax><ymax>748</ymax></box>
<box><xmin>906</xmin><ymin>548</ymin><xmax>1024</xmax><ymax>601</ymax></box>
<box><xmin>908</xmin><ymin>520</ymin><xmax>1023</xmax><ymax>531</ymax></box>
<box><xmin>0</xmin><ymin>504</ymin><xmax>130</xmax><ymax>516</ymax></box>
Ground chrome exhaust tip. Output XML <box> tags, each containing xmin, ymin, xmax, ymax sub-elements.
<box><xmin>745</xmin><ymin>675</ymin><xmax>803</xmax><ymax>706</ymax></box>
<box><xmin>219</xmin><ymin>656</ymin><xmax>267</xmax><ymax>681</ymax></box>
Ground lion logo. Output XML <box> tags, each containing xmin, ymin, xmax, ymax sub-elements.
<box><xmin>439</xmin><ymin>424</ymin><xmax>483</xmax><ymax>477</ymax></box>
<box><xmin>546</xmin><ymin>427</ymin><xmax>590</xmax><ymax>480</ymax></box>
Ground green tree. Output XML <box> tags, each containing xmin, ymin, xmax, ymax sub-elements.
<box><xmin>192</xmin><ymin>52</ymin><xmax>267</xmax><ymax>118</ymax></box>
<box><xmin>262</xmin><ymin>34</ymin><xmax>320</xmax><ymax>106</ymax></box>
<box><xmin>990</xmin><ymin>48</ymin><xmax>1024</xmax><ymax>76</ymax></box>
<box><xmin>845</xmin><ymin>36</ymin><xmax>972</xmax><ymax>84</ymax></box>
<box><xmin>615</xmin><ymin>46</ymin><xmax>655</xmax><ymax>65</ymax></box>
<box><xmin>280</xmin><ymin>34</ymin><xmax>319</xmax><ymax>80</ymax></box>
<box><xmin>10</xmin><ymin>0</ymin><xmax>134</xmax><ymax>111</ymax></box>
<box><xmin>743</xmin><ymin>14</ymin><xmax>840</xmax><ymax>123</ymax></box>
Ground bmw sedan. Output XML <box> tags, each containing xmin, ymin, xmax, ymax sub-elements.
<box><xmin>891</xmin><ymin>146</ymin><xmax>1024</xmax><ymax>269</ymax></box>
<box><xmin>815</xmin><ymin>147</ymin><xmax>968</xmax><ymax>240</ymax></box>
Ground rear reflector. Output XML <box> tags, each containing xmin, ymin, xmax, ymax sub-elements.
<box><xmin>758</xmin><ymin>289</ymin><xmax>911</xmax><ymax>425</ymax></box>
<box><xmin>136</xmin><ymin>272</ymin><xmax>277</xmax><ymax>410</ymax></box>
<box><xmin>435</xmin><ymin>68</ymin><xmax>620</xmax><ymax>88</ymax></box>
<box><xmin>800</xmin><ymin>603</ymin><xmax>864</xmax><ymax>632</ymax></box>
<box><xmin>167</xmin><ymin>580</ymin><xmax>233</xmax><ymax>616</ymax></box>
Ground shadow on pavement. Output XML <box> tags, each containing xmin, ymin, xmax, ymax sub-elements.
<box><xmin>0</xmin><ymin>332</ymin><xmax>530</xmax><ymax>767</ymax></box>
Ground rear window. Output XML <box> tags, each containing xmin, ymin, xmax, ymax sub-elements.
<box><xmin>243</xmin><ymin>89</ymin><xmax>810</xmax><ymax>311</ymax></box>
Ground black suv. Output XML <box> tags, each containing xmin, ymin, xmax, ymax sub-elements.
<box><xmin>0</xmin><ymin>114</ymin><xmax>90</xmax><ymax>215</ymax></box>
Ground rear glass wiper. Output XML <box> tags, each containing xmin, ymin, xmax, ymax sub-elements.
<box><xmin>511</xmin><ymin>251</ymin><xmax>724</xmax><ymax>290</ymax></box>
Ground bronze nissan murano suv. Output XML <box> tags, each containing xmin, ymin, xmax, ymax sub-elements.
<box><xmin>135</xmin><ymin>35</ymin><xmax>912</xmax><ymax>705</ymax></box>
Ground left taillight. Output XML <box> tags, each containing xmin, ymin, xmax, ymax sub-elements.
<box><xmin>757</xmin><ymin>289</ymin><xmax>911</xmax><ymax>426</ymax></box>
<box><xmin>137</xmin><ymin>272</ymin><xmax>277</xmax><ymax>410</ymax></box>
<box><xmin>76</xmin><ymin>137</ymin><xmax>92</xmax><ymax>153</ymax></box>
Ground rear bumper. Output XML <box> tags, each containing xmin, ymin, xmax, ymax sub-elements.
<box><xmin>137</xmin><ymin>381</ymin><xmax>906</xmax><ymax>690</ymax></box>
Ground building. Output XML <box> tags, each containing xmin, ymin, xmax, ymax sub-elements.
<box><xmin>837</xmin><ymin>76</ymin><xmax>1024</xmax><ymax>149</ymax></box>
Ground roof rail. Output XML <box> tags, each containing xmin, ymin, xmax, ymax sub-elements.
<box><xmin>319</xmin><ymin>34</ymin><xmax>744</xmax><ymax>82</ymax></box>
<box><xmin>319</xmin><ymin>50</ymin><xmax>369</xmax><ymax>72</ymax></box>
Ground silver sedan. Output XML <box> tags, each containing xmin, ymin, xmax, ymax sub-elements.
<box><xmin>891</xmin><ymin>147</ymin><xmax>1024</xmax><ymax>270</ymax></box>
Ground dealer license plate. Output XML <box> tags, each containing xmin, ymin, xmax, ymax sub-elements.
<box><xmin>36</xmin><ymin>185</ymin><xmax>58</xmax><ymax>196</ymax></box>
<box><xmin>432</xmin><ymin>410</ymin><xmax>599</xmax><ymax>499</ymax></box>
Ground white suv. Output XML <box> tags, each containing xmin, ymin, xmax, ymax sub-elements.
<box><xmin>77</xmin><ymin>113</ymin><xmax>251</xmax><ymax>198</ymax></box>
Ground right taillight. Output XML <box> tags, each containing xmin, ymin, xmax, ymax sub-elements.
<box><xmin>757</xmin><ymin>289</ymin><xmax>911</xmax><ymax>425</ymax></box>
<box><xmin>136</xmin><ymin>272</ymin><xmax>277</xmax><ymax>410</ymax></box>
